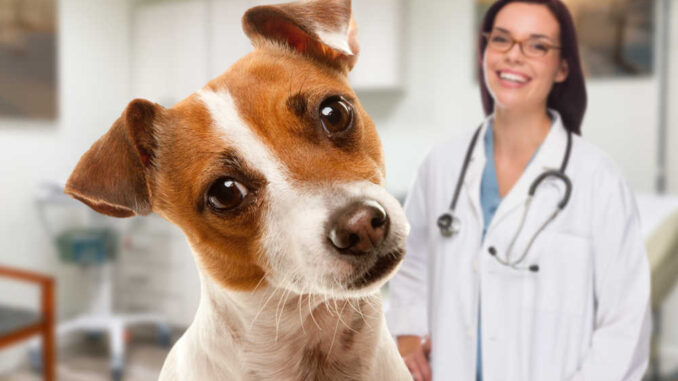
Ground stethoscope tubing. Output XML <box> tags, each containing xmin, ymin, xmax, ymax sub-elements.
<box><xmin>436</xmin><ymin>125</ymin><xmax>483</xmax><ymax>237</ymax></box>
<box><xmin>438</xmin><ymin>123</ymin><xmax>573</xmax><ymax>271</ymax></box>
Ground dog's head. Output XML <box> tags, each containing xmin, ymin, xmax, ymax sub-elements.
<box><xmin>65</xmin><ymin>0</ymin><xmax>408</xmax><ymax>298</ymax></box>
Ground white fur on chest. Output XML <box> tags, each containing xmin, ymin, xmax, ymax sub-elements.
<box><xmin>158</xmin><ymin>276</ymin><xmax>409</xmax><ymax>381</ymax></box>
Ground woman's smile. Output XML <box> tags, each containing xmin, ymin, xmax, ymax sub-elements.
<box><xmin>496</xmin><ymin>69</ymin><xmax>532</xmax><ymax>88</ymax></box>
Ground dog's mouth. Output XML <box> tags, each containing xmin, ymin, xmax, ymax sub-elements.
<box><xmin>345</xmin><ymin>248</ymin><xmax>404</xmax><ymax>290</ymax></box>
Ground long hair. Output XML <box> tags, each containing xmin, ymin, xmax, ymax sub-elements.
<box><xmin>478</xmin><ymin>0</ymin><xmax>587</xmax><ymax>135</ymax></box>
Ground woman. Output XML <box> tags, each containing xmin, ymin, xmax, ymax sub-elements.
<box><xmin>386</xmin><ymin>0</ymin><xmax>651</xmax><ymax>380</ymax></box>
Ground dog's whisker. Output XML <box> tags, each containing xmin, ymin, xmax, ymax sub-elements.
<box><xmin>358</xmin><ymin>296</ymin><xmax>375</xmax><ymax>330</ymax></box>
<box><xmin>348</xmin><ymin>297</ymin><xmax>366</xmax><ymax>322</ymax></box>
<box><xmin>297</xmin><ymin>287</ymin><xmax>307</xmax><ymax>335</ymax></box>
<box><xmin>274</xmin><ymin>288</ymin><xmax>286</xmax><ymax>341</ymax></box>
<box><xmin>325</xmin><ymin>293</ymin><xmax>336</xmax><ymax>317</ymax></box>
<box><xmin>325</xmin><ymin>302</ymin><xmax>345</xmax><ymax>362</ymax></box>
<box><xmin>332</xmin><ymin>297</ymin><xmax>341</xmax><ymax>317</ymax></box>
<box><xmin>250</xmin><ymin>284</ymin><xmax>282</xmax><ymax>331</ymax></box>
<box><xmin>252</xmin><ymin>273</ymin><xmax>267</xmax><ymax>293</ymax></box>
<box><xmin>308</xmin><ymin>293</ymin><xmax>322</xmax><ymax>331</ymax></box>
<box><xmin>348</xmin><ymin>298</ymin><xmax>372</xmax><ymax>329</ymax></box>
<box><xmin>319</xmin><ymin>285</ymin><xmax>330</xmax><ymax>313</ymax></box>
<box><xmin>364</xmin><ymin>293</ymin><xmax>380</xmax><ymax>312</ymax></box>
<box><xmin>335</xmin><ymin>300</ymin><xmax>359</xmax><ymax>334</ymax></box>
<box><xmin>275</xmin><ymin>285</ymin><xmax>294</xmax><ymax>341</ymax></box>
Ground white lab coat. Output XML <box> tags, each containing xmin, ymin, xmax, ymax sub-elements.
<box><xmin>386</xmin><ymin>111</ymin><xmax>651</xmax><ymax>381</ymax></box>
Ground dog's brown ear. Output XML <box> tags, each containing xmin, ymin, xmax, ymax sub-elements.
<box><xmin>243</xmin><ymin>0</ymin><xmax>359</xmax><ymax>72</ymax></box>
<box><xmin>65</xmin><ymin>99</ymin><xmax>163</xmax><ymax>218</ymax></box>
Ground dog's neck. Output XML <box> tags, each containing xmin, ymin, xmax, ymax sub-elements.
<box><xmin>189</xmin><ymin>272</ymin><xmax>384</xmax><ymax>380</ymax></box>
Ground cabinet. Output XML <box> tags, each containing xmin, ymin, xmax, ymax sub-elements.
<box><xmin>348</xmin><ymin>0</ymin><xmax>403</xmax><ymax>90</ymax></box>
<box><xmin>207</xmin><ymin>0</ymin><xmax>254</xmax><ymax>78</ymax></box>
<box><xmin>131</xmin><ymin>0</ymin><xmax>209</xmax><ymax>105</ymax></box>
<box><xmin>131</xmin><ymin>0</ymin><xmax>403</xmax><ymax>104</ymax></box>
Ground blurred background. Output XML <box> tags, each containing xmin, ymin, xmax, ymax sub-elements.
<box><xmin>0</xmin><ymin>0</ymin><xmax>677</xmax><ymax>379</ymax></box>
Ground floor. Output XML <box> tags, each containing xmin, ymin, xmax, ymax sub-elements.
<box><xmin>0</xmin><ymin>328</ymin><xmax>173</xmax><ymax>381</ymax></box>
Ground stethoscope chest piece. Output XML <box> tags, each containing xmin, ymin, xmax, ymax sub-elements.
<box><xmin>437</xmin><ymin>212</ymin><xmax>461</xmax><ymax>237</ymax></box>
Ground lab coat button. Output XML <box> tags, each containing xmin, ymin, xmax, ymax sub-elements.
<box><xmin>466</xmin><ymin>328</ymin><xmax>474</xmax><ymax>338</ymax></box>
<box><xmin>488</xmin><ymin>246</ymin><xmax>497</xmax><ymax>256</ymax></box>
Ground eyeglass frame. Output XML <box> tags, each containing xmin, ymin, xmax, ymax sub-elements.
<box><xmin>482</xmin><ymin>30</ymin><xmax>562</xmax><ymax>58</ymax></box>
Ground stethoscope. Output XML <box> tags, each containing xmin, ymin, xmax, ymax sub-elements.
<box><xmin>437</xmin><ymin>124</ymin><xmax>573</xmax><ymax>272</ymax></box>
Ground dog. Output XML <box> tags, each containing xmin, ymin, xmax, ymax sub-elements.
<box><xmin>65</xmin><ymin>0</ymin><xmax>411</xmax><ymax>379</ymax></box>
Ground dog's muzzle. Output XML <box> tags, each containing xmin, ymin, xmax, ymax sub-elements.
<box><xmin>326</xmin><ymin>199</ymin><xmax>404</xmax><ymax>289</ymax></box>
<box><xmin>327</xmin><ymin>199</ymin><xmax>390</xmax><ymax>256</ymax></box>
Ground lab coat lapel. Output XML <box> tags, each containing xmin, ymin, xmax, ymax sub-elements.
<box><xmin>486</xmin><ymin>110</ymin><xmax>569</xmax><ymax>232</ymax></box>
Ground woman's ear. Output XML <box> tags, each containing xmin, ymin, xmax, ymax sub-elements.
<box><xmin>555</xmin><ymin>58</ymin><xmax>569</xmax><ymax>83</ymax></box>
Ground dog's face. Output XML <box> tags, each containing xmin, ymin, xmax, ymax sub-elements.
<box><xmin>65</xmin><ymin>0</ymin><xmax>408</xmax><ymax>298</ymax></box>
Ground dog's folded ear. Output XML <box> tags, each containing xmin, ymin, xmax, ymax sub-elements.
<box><xmin>65</xmin><ymin>99</ymin><xmax>163</xmax><ymax>218</ymax></box>
<box><xmin>242</xmin><ymin>0</ymin><xmax>359</xmax><ymax>72</ymax></box>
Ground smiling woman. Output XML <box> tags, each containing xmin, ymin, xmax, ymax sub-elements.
<box><xmin>388</xmin><ymin>0</ymin><xmax>651</xmax><ymax>380</ymax></box>
<box><xmin>479</xmin><ymin>0</ymin><xmax>586</xmax><ymax>136</ymax></box>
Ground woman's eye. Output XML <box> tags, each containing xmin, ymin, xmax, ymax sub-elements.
<box><xmin>492</xmin><ymin>36</ymin><xmax>509</xmax><ymax>43</ymax></box>
<box><xmin>207</xmin><ymin>178</ymin><xmax>248</xmax><ymax>211</ymax></box>
<box><xmin>319</xmin><ymin>96</ymin><xmax>354</xmax><ymax>135</ymax></box>
<box><xmin>530</xmin><ymin>42</ymin><xmax>549</xmax><ymax>52</ymax></box>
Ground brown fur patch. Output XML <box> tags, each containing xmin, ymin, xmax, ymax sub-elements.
<box><xmin>299</xmin><ymin>344</ymin><xmax>362</xmax><ymax>381</ymax></box>
<box><xmin>340</xmin><ymin>311</ymin><xmax>366</xmax><ymax>351</ymax></box>
<box><xmin>148</xmin><ymin>94</ymin><xmax>267</xmax><ymax>291</ymax></box>
<box><xmin>207</xmin><ymin>47</ymin><xmax>385</xmax><ymax>187</ymax></box>
<box><xmin>287</xmin><ymin>92</ymin><xmax>308</xmax><ymax>116</ymax></box>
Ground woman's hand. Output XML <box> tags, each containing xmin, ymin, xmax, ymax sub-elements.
<box><xmin>397</xmin><ymin>335</ymin><xmax>432</xmax><ymax>381</ymax></box>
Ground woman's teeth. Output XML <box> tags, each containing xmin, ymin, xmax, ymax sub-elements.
<box><xmin>499</xmin><ymin>71</ymin><xmax>528</xmax><ymax>83</ymax></box>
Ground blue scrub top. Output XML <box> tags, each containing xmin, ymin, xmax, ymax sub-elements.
<box><xmin>480</xmin><ymin>123</ymin><xmax>502</xmax><ymax>239</ymax></box>
<box><xmin>477</xmin><ymin>123</ymin><xmax>498</xmax><ymax>381</ymax></box>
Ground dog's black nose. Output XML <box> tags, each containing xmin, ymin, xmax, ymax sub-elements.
<box><xmin>328</xmin><ymin>200</ymin><xmax>389</xmax><ymax>256</ymax></box>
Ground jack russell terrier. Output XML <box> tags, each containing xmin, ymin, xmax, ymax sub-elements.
<box><xmin>65</xmin><ymin>0</ymin><xmax>411</xmax><ymax>379</ymax></box>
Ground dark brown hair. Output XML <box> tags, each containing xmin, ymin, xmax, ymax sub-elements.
<box><xmin>478</xmin><ymin>0</ymin><xmax>587</xmax><ymax>135</ymax></box>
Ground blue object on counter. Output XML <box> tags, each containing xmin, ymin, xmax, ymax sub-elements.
<box><xmin>56</xmin><ymin>228</ymin><xmax>117</xmax><ymax>265</ymax></box>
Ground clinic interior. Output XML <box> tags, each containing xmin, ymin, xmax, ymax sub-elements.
<box><xmin>0</xmin><ymin>0</ymin><xmax>677</xmax><ymax>379</ymax></box>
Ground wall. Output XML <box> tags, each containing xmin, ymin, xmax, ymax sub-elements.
<box><xmin>0</xmin><ymin>0</ymin><xmax>132</xmax><ymax>372</ymax></box>
<box><xmin>668</xmin><ymin>0</ymin><xmax>678</xmax><ymax>194</ymax></box>
<box><xmin>660</xmin><ymin>0</ymin><xmax>678</xmax><ymax>372</ymax></box>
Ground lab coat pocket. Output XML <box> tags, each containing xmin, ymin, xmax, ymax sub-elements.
<box><xmin>527</xmin><ymin>232</ymin><xmax>593</xmax><ymax>316</ymax></box>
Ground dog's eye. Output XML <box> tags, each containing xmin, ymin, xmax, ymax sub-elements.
<box><xmin>207</xmin><ymin>178</ymin><xmax>248</xmax><ymax>211</ymax></box>
<box><xmin>319</xmin><ymin>96</ymin><xmax>354</xmax><ymax>135</ymax></box>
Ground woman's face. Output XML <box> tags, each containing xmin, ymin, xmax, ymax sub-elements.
<box><xmin>483</xmin><ymin>2</ymin><xmax>569</xmax><ymax>113</ymax></box>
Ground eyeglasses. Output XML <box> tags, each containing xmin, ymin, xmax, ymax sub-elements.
<box><xmin>483</xmin><ymin>31</ymin><xmax>561</xmax><ymax>58</ymax></box>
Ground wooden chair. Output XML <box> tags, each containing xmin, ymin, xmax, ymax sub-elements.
<box><xmin>0</xmin><ymin>266</ymin><xmax>55</xmax><ymax>381</ymax></box>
